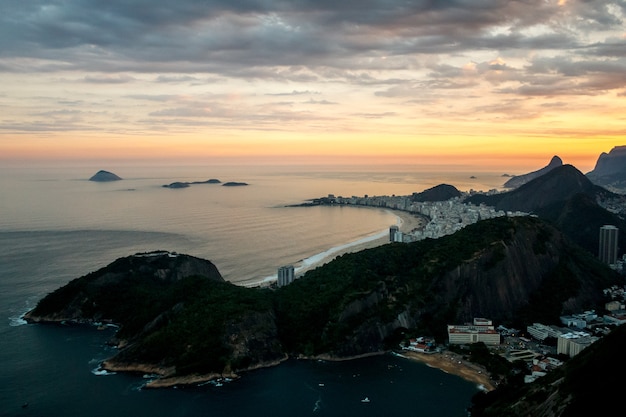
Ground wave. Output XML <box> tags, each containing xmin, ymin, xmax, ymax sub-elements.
<box><xmin>9</xmin><ymin>315</ymin><xmax>28</xmax><ymax>327</ymax></box>
<box><xmin>91</xmin><ymin>367</ymin><xmax>116</xmax><ymax>376</ymax></box>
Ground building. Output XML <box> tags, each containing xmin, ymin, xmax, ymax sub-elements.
<box><xmin>557</xmin><ymin>331</ymin><xmax>598</xmax><ymax>357</ymax></box>
<box><xmin>447</xmin><ymin>318</ymin><xmax>501</xmax><ymax>345</ymax></box>
<box><xmin>389</xmin><ymin>225</ymin><xmax>399</xmax><ymax>242</ymax></box>
<box><xmin>599</xmin><ymin>225</ymin><xmax>619</xmax><ymax>265</ymax></box>
<box><xmin>277</xmin><ymin>265</ymin><xmax>295</xmax><ymax>287</ymax></box>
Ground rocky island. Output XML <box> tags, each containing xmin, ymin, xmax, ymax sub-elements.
<box><xmin>162</xmin><ymin>179</ymin><xmax>221</xmax><ymax>189</ymax></box>
<box><xmin>222</xmin><ymin>182</ymin><xmax>248</xmax><ymax>186</ymax></box>
<box><xmin>89</xmin><ymin>170</ymin><xmax>122</xmax><ymax>182</ymax></box>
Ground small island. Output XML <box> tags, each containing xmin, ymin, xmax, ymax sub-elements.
<box><xmin>222</xmin><ymin>182</ymin><xmax>248</xmax><ymax>187</ymax></box>
<box><xmin>89</xmin><ymin>170</ymin><xmax>122</xmax><ymax>182</ymax></box>
<box><xmin>163</xmin><ymin>179</ymin><xmax>221</xmax><ymax>189</ymax></box>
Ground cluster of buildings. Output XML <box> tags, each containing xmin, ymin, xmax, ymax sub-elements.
<box><xmin>317</xmin><ymin>193</ymin><xmax>623</xmax><ymax>272</ymax></box>
<box><xmin>438</xmin><ymin>292</ymin><xmax>626</xmax><ymax>383</ymax></box>
<box><xmin>319</xmin><ymin>193</ymin><xmax>526</xmax><ymax>243</ymax></box>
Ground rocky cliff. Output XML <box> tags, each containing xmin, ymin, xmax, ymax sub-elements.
<box><xmin>586</xmin><ymin>145</ymin><xmax>626</xmax><ymax>191</ymax></box>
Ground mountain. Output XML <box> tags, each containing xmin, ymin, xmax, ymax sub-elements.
<box><xmin>25</xmin><ymin>217</ymin><xmax>621</xmax><ymax>386</ymax></box>
<box><xmin>586</xmin><ymin>145</ymin><xmax>626</xmax><ymax>191</ymax></box>
<box><xmin>470</xmin><ymin>323</ymin><xmax>626</xmax><ymax>417</ymax></box>
<box><xmin>411</xmin><ymin>184</ymin><xmax>461</xmax><ymax>202</ymax></box>
<box><xmin>466</xmin><ymin>164</ymin><xmax>626</xmax><ymax>255</ymax></box>
<box><xmin>503</xmin><ymin>156</ymin><xmax>563</xmax><ymax>189</ymax></box>
<box><xmin>89</xmin><ymin>170</ymin><xmax>122</xmax><ymax>182</ymax></box>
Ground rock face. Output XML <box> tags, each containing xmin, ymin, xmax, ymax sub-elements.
<box><xmin>503</xmin><ymin>156</ymin><xmax>562</xmax><ymax>188</ymax></box>
<box><xmin>586</xmin><ymin>145</ymin><xmax>626</xmax><ymax>191</ymax></box>
<box><xmin>89</xmin><ymin>170</ymin><xmax>122</xmax><ymax>182</ymax></box>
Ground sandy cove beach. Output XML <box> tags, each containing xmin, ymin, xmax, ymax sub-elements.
<box><xmin>399</xmin><ymin>350</ymin><xmax>496</xmax><ymax>392</ymax></box>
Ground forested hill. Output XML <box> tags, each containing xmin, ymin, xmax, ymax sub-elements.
<box><xmin>24</xmin><ymin>217</ymin><xmax>621</xmax><ymax>386</ymax></box>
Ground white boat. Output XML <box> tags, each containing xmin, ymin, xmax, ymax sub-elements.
<box><xmin>361</xmin><ymin>397</ymin><xmax>370</xmax><ymax>403</ymax></box>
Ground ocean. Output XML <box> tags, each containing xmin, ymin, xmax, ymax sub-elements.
<box><xmin>0</xmin><ymin>164</ymin><xmax>507</xmax><ymax>417</ymax></box>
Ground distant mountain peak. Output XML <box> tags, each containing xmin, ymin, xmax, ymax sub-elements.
<box><xmin>586</xmin><ymin>145</ymin><xmax>626</xmax><ymax>191</ymax></box>
<box><xmin>503</xmin><ymin>155</ymin><xmax>563</xmax><ymax>189</ymax></box>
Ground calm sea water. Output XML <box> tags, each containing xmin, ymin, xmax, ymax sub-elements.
<box><xmin>0</xmin><ymin>164</ymin><xmax>506</xmax><ymax>417</ymax></box>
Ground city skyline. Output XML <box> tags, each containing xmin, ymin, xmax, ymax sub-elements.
<box><xmin>1</xmin><ymin>1</ymin><xmax>625</xmax><ymax>172</ymax></box>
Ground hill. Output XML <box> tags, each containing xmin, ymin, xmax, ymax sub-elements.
<box><xmin>25</xmin><ymin>217</ymin><xmax>621</xmax><ymax>386</ymax></box>
<box><xmin>503</xmin><ymin>156</ymin><xmax>562</xmax><ymax>189</ymax></box>
<box><xmin>411</xmin><ymin>183</ymin><xmax>461</xmax><ymax>202</ymax></box>
<box><xmin>586</xmin><ymin>145</ymin><xmax>626</xmax><ymax>191</ymax></box>
<box><xmin>24</xmin><ymin>251</ymin><xmax>283</xmax><ymax>384</ymax></box>
<box><xmin>466</xmin><ymin>164</ymin><xmax>626</xmax><ymax>255</ymax></box>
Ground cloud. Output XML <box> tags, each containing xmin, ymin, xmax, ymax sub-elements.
<box><xmin>83</xmin><ymin>74</ymin><xmax>136</xmax><ymax>83</ymax></box>
<box><xmin>1</xmin><ymin>0</ymin><xmax>625</xmax><ymax>144</ymax></box>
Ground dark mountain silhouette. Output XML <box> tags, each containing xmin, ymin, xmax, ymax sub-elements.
<box><xmin>466</xmin><ymin>164</ymin><xmax>626</xmax><ymax>255</ymax></box>
<box><xmin>411</xmin><ymin>183</ymin><xmax>461</xmax><ymax>202</ymax></box>
<box><xmin>586</xmin><ymin>145</ymin><xmax>626</xmax><ymax>190</ymax></box>
<box><xmin>503</xmin><ymin>156</ymin><xmax>563</xmax><ymax>189</ymax></box>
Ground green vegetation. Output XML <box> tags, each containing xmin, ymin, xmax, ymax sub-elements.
<box><xmin>28</xmin><ymin>216</ymin><xmax>621</xmax><ymax>379</ymax></box>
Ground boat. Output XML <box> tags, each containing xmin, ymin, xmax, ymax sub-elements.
<box><xmin>361</xmin><ymin>397</ymin><xmax>370</xmax><ymax>403</ymax></box>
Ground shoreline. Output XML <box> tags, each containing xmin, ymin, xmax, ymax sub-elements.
<box><xmin>125</xmin><ymin>349</ymin><xmax>495</xmax><ymax>391</ymax></box>
<box><xmin>240</xmin><ymin>207</ymin><xmax>427</xmax><ymax>287</ymax></box>
<box><xmin>396</xmin><ymin>350</ymin><xmax>496</xmax><ymax>392</ymax></box>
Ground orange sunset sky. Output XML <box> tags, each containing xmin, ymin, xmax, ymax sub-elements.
<box><xmin>1</xmin><ymin>1</ymin><xmax>625</xmax><ymax>173</ymax></box>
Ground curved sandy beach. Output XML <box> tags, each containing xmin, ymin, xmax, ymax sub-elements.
<box><xmin>292</xmin><ymin>208</ymin><xmax>426</xmax><ymax>277</ymax></box>
<box><xmin>398</xmin><ymin>350</ymin><xmax>496</xmax><ymax>392</ymax></box>
<box><xmin>242</xmin><ymin>208</ymin><xmax>426</xmax><ymax>288</ymax></box>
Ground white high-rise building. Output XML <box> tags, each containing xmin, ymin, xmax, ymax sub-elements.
<box><xmin>277</xmin><ymin>265</ymin><xmax>295</xmax><ymax>287</ymax></box>
<box><xmin>599</xmin><ymin>225</ymin><xmax>619</xmax><ymax>265</ymax></box>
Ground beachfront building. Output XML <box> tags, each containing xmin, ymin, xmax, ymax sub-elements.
<box><xmin>389</xmin><ymin>225</ymin><xmax>399</xmax><ymax>242</ymax></box>
<box><xmin>447</xmin><ymin>318</ymin><xmax>501</xmax><ymax>346</ymax></box>
<box><xmin>277</xmin><ymin>265</ymin><xmax>295</xmax><ymax>287</ymax></box>
<box><xmin>557</xmin><ymin>331</ymin><xmax>598</xmax><ymax>357</ymax></box>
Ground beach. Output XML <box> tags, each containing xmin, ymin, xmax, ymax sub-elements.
<box><xmin>399</xmin><ymin>350</ymin><xmax>496</xmax><ymax>392</ymax></box>
<box><xmin>292</xmin><ymin>208</ymin><xmax>426</xmax><ymax>277</ymax></box>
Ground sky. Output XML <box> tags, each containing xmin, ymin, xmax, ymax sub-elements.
<box><xmin>1</xmin><ymin>0</ymin><xmax>625</xmax><ymax>172</ymax></box>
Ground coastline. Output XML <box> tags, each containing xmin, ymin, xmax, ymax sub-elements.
<box><xmin>243</xmin><ymin>207</ymin><xmax>427</xmax><ymax>287</ymax></box>
<box><xmin>293</xmin><ymin>208</ymin><xmax>425</xmax><ymax>277</ymax></box>
<box><xmin>397</xmin><ymin>350</ymin><xmax>496</xmax><ymax>392</ymax></box>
